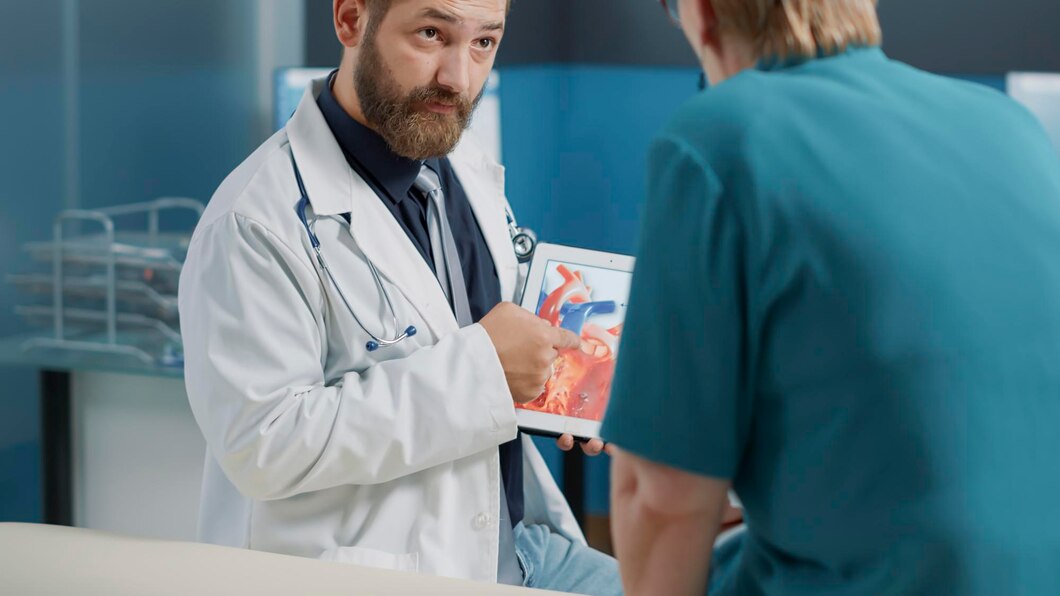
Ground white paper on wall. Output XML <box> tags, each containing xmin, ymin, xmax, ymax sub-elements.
<box><xmin>1008</xmin><ymin>72</ymin><xmax>1060</xmax><ymax>159</ymax></box>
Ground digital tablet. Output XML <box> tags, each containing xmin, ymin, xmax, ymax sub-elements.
<box><xmin>515</xmin><ymin>243</ymin><xmax>635</xmax><ymax>440</ymax></box>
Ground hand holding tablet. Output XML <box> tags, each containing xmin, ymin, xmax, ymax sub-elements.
<box><xmin>513</xmin><ymin>243</ymin><xmax>635</xmax><ymax>441</ymax></box>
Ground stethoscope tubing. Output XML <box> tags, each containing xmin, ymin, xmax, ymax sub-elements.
<box><xmin>309</xmin><ymin>225</ymin><xmax>417</xmax><ymax>352</ymax></box>
<box><xmin>290</xmin><ymin>150</ymin><xmax>534</xmax><ymax>352</ymax></box>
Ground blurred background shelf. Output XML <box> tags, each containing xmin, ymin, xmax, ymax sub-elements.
<box><xmin>0</xmin><ymin>332</ymin><xmax>183</xmax><ymax>380</ymax></box>
<box><xmin>9</xmin><ymin>274</ymin><xmax>178</xmax><ymax>319</ymax></box>
<box><xmin>24</xmin><ymin>231</ymin><xmax>191</xmax><ymax>272</ymax></box>
<box><xmin>9</xmin><ymin>198</ymin><xmax>201</xmax><ymax>370</ymax></box>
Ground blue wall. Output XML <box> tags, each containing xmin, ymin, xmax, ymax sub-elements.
<box><xmin>77</xmin><ymin>0</ymin><xmax>259</xmax><ymax>212</ymax></box>
<box><xmin>500</xmin><ymin>65</ymin><xmax>702</xmax><ymax>255</ymax></box>
<box><xmin>0</xmin><ymin>1</ymin><xmax>64</xmax><ymax>523</ymax></box>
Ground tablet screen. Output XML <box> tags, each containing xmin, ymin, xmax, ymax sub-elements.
<box><xmin>516</xmin><ymin>259</ymin><xmax>633</xmax><ymax>422</ymax></box>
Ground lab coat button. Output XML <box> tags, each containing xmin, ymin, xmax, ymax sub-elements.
<box><xmin>472</xmin><ymin>513</ymin><xmax>491</xmax><ymax>530</ymax></box>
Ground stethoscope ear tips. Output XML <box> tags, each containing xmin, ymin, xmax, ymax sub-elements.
<box><xmin>405</xmin><ymin>326</ymin><xmax>418</xmax><ymax>337</ymax></box>
<box><xmin>366</xmin><ymin>341</ymin><xmax>380</xmax><ymax>352</ymax></box>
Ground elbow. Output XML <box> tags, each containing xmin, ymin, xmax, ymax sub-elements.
<box><xmin>217</xmin><ymin>451</ymin><xmax>391</xmax><ymax>500</ymax></box>
<box><xmin>613</xmin><ymin>446</ymin><xmax>723</xmax><ymax>518</ymax></box>
<box><xmin>216</xmin><ymin>451</ymin><xmax>303</xmax><ymax>502</ymax></box>
<box><xmin>212</xmin><ymin>432</ymin><xmax>391</xmax><ymax>501</ymax></box>
<box><xmin>212</xmin><ymin>425</ymin><xmax>320</xmax><ymax>501</ymax></box>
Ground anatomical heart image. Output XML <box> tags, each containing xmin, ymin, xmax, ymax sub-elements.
<box><xmin>518</xmin><ymin>261</ymin><xmax>632</xmax><ymax>421</ymax></box>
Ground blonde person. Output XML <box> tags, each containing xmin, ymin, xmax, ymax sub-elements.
<box><xmin>602</xmin><ymin>0</ymin><xmax>1060</xmax><ymax>594</ymax></box>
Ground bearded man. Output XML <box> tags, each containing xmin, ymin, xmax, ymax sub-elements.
<box><xmin>177</xmin><ymin>0</ymin><xmax>620</xmax><ymax>593</ymax></box>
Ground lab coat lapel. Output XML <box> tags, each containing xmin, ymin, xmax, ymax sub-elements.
<box><xmin>286</xmin><ymin>79</ymin><xmax>457</xmax><ymax>339</ymax></box>
<box><xmin>450</xmin><ymin>142</ymin><xmax>519</xmax><ymax>303</ymax></box>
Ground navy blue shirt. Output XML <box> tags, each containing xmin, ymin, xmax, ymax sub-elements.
<box><xmin>317</xmin><ymin>76</ymin><xmax>524</xmax><ymax>526</ymax></box>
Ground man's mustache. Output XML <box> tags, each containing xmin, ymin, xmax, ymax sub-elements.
<box><xmin>407</xmin><ymin>86</ymin><xmax>473</xmax><ymax>116</ymax></box>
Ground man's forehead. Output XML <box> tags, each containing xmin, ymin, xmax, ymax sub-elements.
<box><xmin>394</xmin><ymin>0</ymin><xmax>508</xmax><ymax>22</ymax></box>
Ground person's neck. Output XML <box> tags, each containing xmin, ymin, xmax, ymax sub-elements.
<box><xmin>700</xmin><ymin>36</ymin><xmax>759</xmax><ymax>85</ymax></box>
<box><xmin>332</xmin><ymin>62</ymin><xmax>374</xmax><ymax>130</ymax></box>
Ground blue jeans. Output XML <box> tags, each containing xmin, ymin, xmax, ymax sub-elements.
<box><xmin>708</xmin><ymin>527</ymin><xmax>746</xmax><ymax>595</ymax></box>
<box><xmin>514</xmin><ymin>522</ymin><xmax>623</xmax><ymax>596</ymax></box>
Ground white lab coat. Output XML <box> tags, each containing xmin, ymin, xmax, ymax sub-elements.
<box><xmin>178</xmin><ymin>77</ymin><xmax>584</xmax><ymax>583</ymax></box>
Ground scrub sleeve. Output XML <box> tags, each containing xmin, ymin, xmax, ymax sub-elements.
<box><xmin>601</xmin><ymin>136</ymin><xmax>753</xmax><ymax>480</ymax></box>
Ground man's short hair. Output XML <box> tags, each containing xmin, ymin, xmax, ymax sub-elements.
<box><xmin>714</xmin><ymin>0</ymin><xmax>881</xmax><ymax>59</ymax></box>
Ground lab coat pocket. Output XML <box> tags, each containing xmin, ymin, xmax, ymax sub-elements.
<box><xmin>320</xmin><ymin>545</ymin><xmax>420</xmax><ymax>573</ymax></box>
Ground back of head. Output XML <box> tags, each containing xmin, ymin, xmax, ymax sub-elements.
<box><xmin>713</xmin><ymin>0</ymin><xmax>882</xmax><ymax>58</ymax></box>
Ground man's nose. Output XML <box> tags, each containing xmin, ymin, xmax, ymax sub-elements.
<box><xmin>435</xmin><ymin>46</ymin><xmax>471</xmax><ymax>95</ymax></box>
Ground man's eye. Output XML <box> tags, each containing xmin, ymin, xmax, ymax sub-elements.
<box><xmin>476</xmin><ymin>38</ymin><xmax>495</xmax><ymax>50</ymax></box>
<box><xmin>419</xmin><ymin>28</ymin><xmax>439</xmax><ymax>40</ymax></box>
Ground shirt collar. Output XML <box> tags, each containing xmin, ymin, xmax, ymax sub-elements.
<box><xmin>756</xmin><ymin>45</ymin><xmax>884</xmax><ymax>73</ymax></box>
<box><xmin>316</xmin><ymin>70</ymin><xmax>438</xmax><ymax>205</ymax></box>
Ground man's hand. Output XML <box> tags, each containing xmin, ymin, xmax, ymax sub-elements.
<box><xmin>556</xmin><ymin>434</ymin><xmax>614</xmax><ymax>456</ymax></box>
<box><xmin>479</xmin><ymin>302</ymin><xmax>581</xmax><ymax>404</ymax></box>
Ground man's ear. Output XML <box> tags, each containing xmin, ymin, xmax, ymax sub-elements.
<box><xmin>694</xmin><ymin>0</ymin><xmax>723</xmax><ymax>53</ymax></box>
<box><xmin>334</xmin><ymin>0</ymin><xmax>370</xmax><ymax>48</ymax></box>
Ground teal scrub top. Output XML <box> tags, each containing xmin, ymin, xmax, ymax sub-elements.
<box><xmin>601</xmin><ymin>47</ymin><xmax>1060</xmax><ymax>594</ymax></box>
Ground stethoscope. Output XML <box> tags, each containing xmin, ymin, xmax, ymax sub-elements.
<box><xmin>292</xmin><ymin>153</ymin><xmax>537</xmax><ymax>352</ymax></box>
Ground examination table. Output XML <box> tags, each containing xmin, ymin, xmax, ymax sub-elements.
<box><xmin>0</xmin><ymin>523</ymin><xmax>572</xmax><ymax>595</ymax></box>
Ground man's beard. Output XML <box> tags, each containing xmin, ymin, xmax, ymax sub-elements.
<box><xmin>354</xmin><ymin>32</ymin><xmax>482</xmax><ymax>160</ymax></box>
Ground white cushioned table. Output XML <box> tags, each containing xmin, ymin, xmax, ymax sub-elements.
<box><xmin>0</xmin><ymin>523</ymin><xmax>573</xmax><ymax>595</ymax></box>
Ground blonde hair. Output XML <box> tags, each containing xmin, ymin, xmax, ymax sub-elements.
<box><xmin>713</xmin><ymin>0</ymin><xmax>882</xmax><ymax>59</ymax></box>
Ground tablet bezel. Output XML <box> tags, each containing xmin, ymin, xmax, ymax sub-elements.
<box><xmin>515</xmin><ymin>243</ymin><xmax>635</xmax><ymax>441</ymax></box>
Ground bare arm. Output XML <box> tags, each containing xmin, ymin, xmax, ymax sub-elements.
<box><xmin>610</xmin><ymin>447</ymin><xmax>731</xmax><ymax>596</ymax></box>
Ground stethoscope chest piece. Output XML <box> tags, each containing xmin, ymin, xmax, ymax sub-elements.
<box><xmin>513</xmin><ymin>231</ymin><xmax>536</xmax><ymax>263</ymax></box>
<box><xmin>506</xmin><ymin>210</ymin><xmax>537</xmax><ymax>264</ymax></box>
